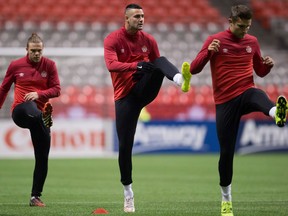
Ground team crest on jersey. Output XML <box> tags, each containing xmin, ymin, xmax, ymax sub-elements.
<box><xmin>142</xmin><ymin>46</ymin><xmax>148</xmax><ymax>52</ymax></box>
<box><xmin>19</xmin><ymin>72</ymin><xmax>24</xmax><ymax>77</ymax></box>
<box><xmin>222</xmin><ymin>48</ymin><xmax>228</xmax><ymax>53</ymax></box>
<box><xmin>121</xmin><ymin>48</ymin><xmax>124</xmax><ymax>53</ymax></box>
<box><xmin>41</xmin><ymin>71</ymin><xmax>47</xmax><ymax>78</ymax></box>
<box><xmin>246</xmin><ymin>46</ymin><xmax>252</xmax><ymax>53</ymax></box>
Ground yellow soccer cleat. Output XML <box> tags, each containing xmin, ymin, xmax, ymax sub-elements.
<box><xmin>221</xmin><ymin>201</ymin><xmax>234</xmax><ymax>216</ymax></box>
<box><xmin>139</xmin><ymin>107</ymin><xmax>151</xmax><ymax>122</ymax></box>
<box><xmin>181</xmin><ymin>62</ymin><xmax>192</xmax><ymax>92</ymax></box>
<box><xmin>275</xmin><ymin>95</ymin><xmax>288</xmax><ymax>127</ymax></box>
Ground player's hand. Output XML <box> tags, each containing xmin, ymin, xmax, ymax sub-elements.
<box><xmin>262</xmin><ymin>56</ymin><xmax>274</xmax><ymax>67</ymax></box>
<box><xmin>208</xmin><ymin>39</ymin><xmax>220</xmax><ymax>52</ymax></box>
<box><xmin>133</xmin><ymin>62</ymin><xmax>157</xmax><ymax>81</ymax></box>
<box><xmin>137</xmin><ymin>62</ymin><xmax>156</xmax><ymax>73</ymax></box>
<box><xmin>24</xmin><ymin>92</ymin><xmax>39</xmax><ymax>101</ymax></box>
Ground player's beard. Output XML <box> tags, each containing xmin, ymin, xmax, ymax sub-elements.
<box><xmin>32</xmin><ymin>56</ymin><xmax>41</xmax><ymax>63</ymax></box>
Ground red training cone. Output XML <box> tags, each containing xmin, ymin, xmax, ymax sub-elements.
<box><xmin>92</xmin><ymin>208</ymin><xmax>109</xmax><ymax>214</ymax></box>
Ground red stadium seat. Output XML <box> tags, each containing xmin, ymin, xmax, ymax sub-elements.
<box><xmin>265</xmin><ymin>84</ymin><xmax>280</xmax><ymax>102</ymax></box>
<box><xmin>251</xmin><ymin>0</ymin><xmax>288</xmax><ymax>29</ymax></box>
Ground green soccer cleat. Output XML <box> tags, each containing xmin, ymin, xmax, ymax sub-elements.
<box><xmin>42</xmin><ymin>102</ymin><xmax>53</xmax><ymax>128</ymax></box>
<box><xmin>221</xmin><ymin>201</ymin><xmax>234</xmax><ymax>216</ymax></box>
<box><xmin>275</xmin><ymin>95</ymin><xmax>288</xmax><ymax>127</ymax></box>
<box><xmin>181</xmin><ymin>62</ymin><xmax>192</xmax><ymax>92</ymax></box>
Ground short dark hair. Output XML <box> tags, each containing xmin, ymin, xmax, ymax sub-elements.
<box><xmin>27</xmin><ymin>32</ymin><xmax>43</xmax><ymax>47</ymax></box>
<box><xmin>230</xmin><ymin>5</ymin><xmax>252</xmax><ymax>22</ymax></box>
<box><xmin>125</xmin><ymin>3</ymin><xmax>142</xmax><ymax>13</ymax></box>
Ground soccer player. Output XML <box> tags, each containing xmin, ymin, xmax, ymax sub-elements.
<box><xmin>0</xmin><ymin>33</ymin><xmax>61</xmax><ymax>207</ymax></box>
<box><xmin>104</xmin><ymin>3</ymin><xmax>191</xmax><ymax>213</ymax></box>
<box><xmin>187</xmin><ymin>4</ymin><xmax>288</xmax><ymax>216</ymax></box>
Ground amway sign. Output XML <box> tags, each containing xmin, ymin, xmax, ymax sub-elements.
<box><xmin>237</xmin><ymin>120</ymin><xmax>288</xmax><ymax>154</ymax></box>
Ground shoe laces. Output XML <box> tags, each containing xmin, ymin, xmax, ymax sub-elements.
<box><xmin>125</xmin><ymin>197</ymin><xmax>134</xmax><ymax>208</ymax></box>
<box><xmin>31</xmin><ymin>196</ymin><xmax>41</xmax><ymax>202</ymax></box>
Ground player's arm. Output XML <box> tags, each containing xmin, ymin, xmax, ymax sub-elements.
<box><xmin>190</xmin><ymin>37</ymin><xmax>218</xmax><ymax>75</ymax></box>
<box><xmin>253</xmin><ymin>40</ymin><xmax>274</xmax><ymax>77</ymax></box>
<box><xmin>0</xmin><ymin>63</ymin><xmax>15</xmax><ymax>109</ymax></box>
<box><xmin>104</xmin><ymin>35</ymin><xmax>137</xmax><ymax>72</ymax></box>
<box><xmin>147</xmin><ymin>35</ymin><xmax>160</xmax><ymax>62</ymax></box>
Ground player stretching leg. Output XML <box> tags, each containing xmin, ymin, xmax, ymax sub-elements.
<box><xmin>104</xmin><ymin>4</ymin><xmax>191</xmax><ymax>213</ymax></box>
<box><xmin>186</xmin><ymin>4</ymin><xmax>288</xmax><ymax>216</ymax></box>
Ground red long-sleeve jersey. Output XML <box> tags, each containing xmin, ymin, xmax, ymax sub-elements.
<box><xmin>190</xmin><ymin>29</ymin><xmax>272</xmax><ymax>104</ymax></box>
<box><xmin>104</xmin><ymin>26</ymin><xmax>160</xmax><ymax>101</ymax></box>
<box><xmin>0</xmin><ymin>55</ymin><xmax>61</xmax><ymax>111</ymax></box>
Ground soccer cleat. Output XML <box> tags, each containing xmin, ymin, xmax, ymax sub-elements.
<box><xmin>181</xmin><ymin>62</ymin><xmax>192</xmax><ymax>92</ymax></box>
<box><xmin>221</xmin><ymin>201</ymin><xmax>233</xmax><ymax>216</ymax></box>
<box><xmin>42</xmin><ymin>102</ymin><xmax>53</xmax><ymax>128</ymax></box>
<box><xmin>30</xmin><ymin>196</ymin><xmax>46</xmax><ymax>207</ymax></box>
<box><xmin>124</xmin><ymin>196</ymin><xmax>135</xmax><ymax>213</ymax></box>
<box><xmin>275</xmin><ymin>95</ymin><xmax>288</xmax><ymax>127</ymax></box>
<box><xmin>139</xmin><ymin>107</ymin><xmax>151</xmax><ymax>122</ymax></box>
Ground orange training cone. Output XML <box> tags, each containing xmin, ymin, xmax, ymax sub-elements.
<box><xmin>92</xmin><ymin>208</ymin><xmax>109</xmax><ymax>214</ymax></box>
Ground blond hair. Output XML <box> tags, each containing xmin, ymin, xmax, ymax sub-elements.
<box><xmin>26</xmin><ymin>33</ymin><xmax>43</xmax><ymax>48</ymax></box>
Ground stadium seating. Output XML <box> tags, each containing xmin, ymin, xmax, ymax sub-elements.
<box><xmin>251</xmin><ymin>0</ymin><xmax>288</xmax><ymax>28</ymax></box>
<box><xmin>0</xmin><ymin>0</ymin><xmax>287</xmax><ymax>120</ymax></box>
<box><xmin>0</xmin><ymin>0</ymin><xmax>224</xmax><ymax>24</ymax></box>
<box><xmin>250</xmin><ymin>0</ymin><xmax>288</xmax><ymax>48</ymax></box>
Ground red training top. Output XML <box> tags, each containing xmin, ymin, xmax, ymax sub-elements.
<box><xmin>190</xmin><ymin>29</ymin><xmax>272</xmax><ymax>104</ymax></box>
<box><xmin>0</xmin><ymin>55</ymin><xmax>61</xmax><ymax>111</ymax></box>
<box><xmin>104</xmin><ymin>26</ymin><xmax>160</xmax><ymax>101</ymax></box>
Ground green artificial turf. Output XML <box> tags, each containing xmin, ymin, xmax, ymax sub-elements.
<box><xmin>0</xmin><ymin>154</ymin><xmax>287</xmax><ymax>215</ymax></box>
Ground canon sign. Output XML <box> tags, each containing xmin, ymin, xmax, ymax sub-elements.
<box><xmin>0</xmin><ymin>120</ymin><xmax>114</xmax><ymax>158</ymax></box>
